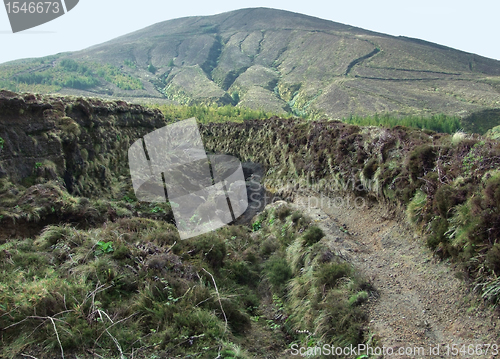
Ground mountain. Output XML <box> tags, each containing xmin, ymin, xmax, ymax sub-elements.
<box><xmin>1</xmin><ymin>7</ymin><xmax>500</xmax><ymax>119</ymax></box>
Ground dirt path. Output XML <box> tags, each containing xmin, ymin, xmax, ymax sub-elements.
<box><xmin>292</xmin><ymin>194</ymin><xmax>500</xmax><ymax>358</ymax></box>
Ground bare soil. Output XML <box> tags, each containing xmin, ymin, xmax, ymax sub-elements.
<box><xmin>291</xmin><ymin>194</ymin><xmax>500</xmax><ymax>358</ymax></box>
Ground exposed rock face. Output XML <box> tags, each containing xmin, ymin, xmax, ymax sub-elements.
<box><xmin>0</xmin><ymin>90</ymin><xmax>167</xmax><ymax>197</ymax></box>
<box><xmin>0</xmin><ymin>90</ymin><xmax>270</xmax><ymax>196</ymax></box>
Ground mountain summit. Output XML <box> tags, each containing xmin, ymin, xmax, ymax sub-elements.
<box><xmin>1</xmin><ymin>7</ymin><xmax>499</xmax><ymax>118</ymax></box>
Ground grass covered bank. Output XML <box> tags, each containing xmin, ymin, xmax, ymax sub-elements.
<box><xmin>0</xmin><ymin>202</ymin><xmax>373</xmax><ymax>358</ymax></box>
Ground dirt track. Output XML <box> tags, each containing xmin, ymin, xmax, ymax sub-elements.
<box><xmin>292</xmin><ymin>194</ymin><xmax>500</xmax><ymax>358</ymax></box>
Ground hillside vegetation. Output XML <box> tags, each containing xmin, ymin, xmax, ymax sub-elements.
<box><xmin>148</xmin><ymin>103</ymin><xmax>280</xmax><ymax>123</ymax></box>
<box><xmin>1</xmin><ymin>8</ymin><xmax>500</xmax><ymax>121</ymax></box>
<box><xmin>342</xmin><ymin>113</ymin><xmax>462</xmax><ymax>134</ymax></box>
<box><xmin>0</xmin><ymin>199</ymin><xmax>373</xmax><ymax>358</ymax></box>
<box><xmin>0</xmin><ymin>58</ymin><xmax>143</xmax><ymax>94</ymax></box>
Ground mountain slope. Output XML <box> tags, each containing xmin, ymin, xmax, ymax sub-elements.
<box><xmin>1</xmin><ymin>7</ymin><xmax>500</xmax><ymax>118</ymax></box>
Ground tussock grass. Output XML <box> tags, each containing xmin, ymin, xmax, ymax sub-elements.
<box><xmin>407</xmin><ymin>190</ymin><xmax>428</xmax><ymax>225</ymax></box>
<box><xmin>256</xmin><ymin>203</ymin><xmax>374</xmax><ymax>349</ymax></box>
<box><xmin>451</xmin><ymin>130</ymin><xmax>468</xmax><ymax>145</ymax></box>
<box><xmin>0</xmin><ymin>220</ymin><xmax>247</xmax><ymax>358</ymax></box>
<box><xmin>285</xmin><ymin>238</ymin><xmax>372</xmax><ymax>346</ymax></box>
<box><xmin>0</xmin><ymin>201</ymin><xmax>373</xmax><ymax>358</ymax></box>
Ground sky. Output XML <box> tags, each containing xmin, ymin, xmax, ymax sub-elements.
<box><xmin>0</xmin><ymin>0</ymin><xmax>499</xmax><ymax>65</ymax></box>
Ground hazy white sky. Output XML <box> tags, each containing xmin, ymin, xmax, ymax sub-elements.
<box><xmin>0</xmin><ymin>0</ymin><xmax>499</xmax><ymax>65</ymax></box>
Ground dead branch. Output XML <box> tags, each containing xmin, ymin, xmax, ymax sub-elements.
<box><xmin>202</xmin><ymin>268</ymin><xmax>228</xmax><ymax>335</ymax></box>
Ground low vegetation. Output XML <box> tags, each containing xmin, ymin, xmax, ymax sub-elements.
<box><xmin>0</xmin><ymin>199</ymin><xmax>372</xmax><ymax>358</ymax></box>
<box><xmin>461</xmin><ymin>109</ymin><xmax>500</xmax><ymax>135</ymax></box>
<box><xmin>148</xmin><ymin>104</ymin><xmax>495</xmax><ymax>135</ymax></box>
<box><xmin>342</xmin><ymin>113</ymin><xmax>462</xmax><ymax>134</ymax></box>
<box><xmin>0</xmin><ymin>58</ymin><xmax>143</xmax><ymax>92</ymax></box>
<box><xmin>148</xmin><ymin>104</ymin><xmax>282</xmax><ymax>123</ymax></box>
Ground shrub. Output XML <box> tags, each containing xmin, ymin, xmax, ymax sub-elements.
<box><xmin>290</xmin><ymin>211</ymin><xmax>302</xmax><ymax>224</ymax></box>
<box><xmin>342</xmin><ymin>114</ymin><xmax>461</xmax><ymax>134</ymax></box>
<box><xmin>217</xmin><ymin>299</ymin><xmax>250</xmax><ymax>334</ymax></box>
<box><xmin>193</xmin><ymin>233</ymin><xmax>227</xmax><ymax>269</ymax></box>
<box><xmin>362</xmin><ymin>158</ymin><xmax>378</xmax><ymax>179</ymax></box>
<box><xmin>433</xmin><ymin>184</ymin><xmax>464</xmax><ymax>219</ymax></box>
<box><xmin>124</xmin><ymin>59</ymin><xmax>136</xmax><ymax>68</ymax></box>
<box><xmin>264</xmin><ymin>254</ymin><xmax>292</xmax><ymax>291</ymax></box>
<box><xmin>148</xmin><ymin>103</ymin><xmax>279</xmax><ymax>123</ymax></box>
<box><xmin>427</xmin><ymin>216</ymin><xmax>449</xmax><ymax>253</ymax></box>
<box><xmin>259</xmin><ymin>237</ymin><xmax>279</xmax><ymax>256</ymax></box>
<box><xmin>147</xmin><ymin>64</ymin><xmax>157</xmax><ymax>74</ymax></box>
<box><xmin>59</xmin><ymin>58</ymin><xmax>79</xmax><ymax>72</ymax></box>
<box><xmin>477</xmin><ymin>173</ymin><xmax>500</xmax><ymax>243</ymax></box>
<box><xmin>486</xmin><ymin>244</ymin><xmax>500</xmax><ymax>272</ymax></box>
<box><xmin>225</xmin><ymin>261</ymin><xmax>259</xmax><ymax>286</ymax></box>
<box><xmin>461</xmin><ymin>109</ymin><xmax>500</xmax><ymax>135</ymax></box>
<box><xmin>407</xmin><ymin>145</ymin><xmax>436</xmax><ymax>181</ymax></box>
<box><xmin>231</xmin><ymin>91</ymin><xmax>240</xmax><ymax>105</ymax></box>
<box><xmin>275</xmin><ymin>205</ymin><xmax>291</xmax><ymax>221</ymax></box>
<box><xmin>302</xmin><ymin>226</ymin><xmax>325</xmax><ymax>247</ymax></box>
<box><xmin>113</xmin><ymin>244</ymin><xmax>131</xmax><ymax>260</ymax></box>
